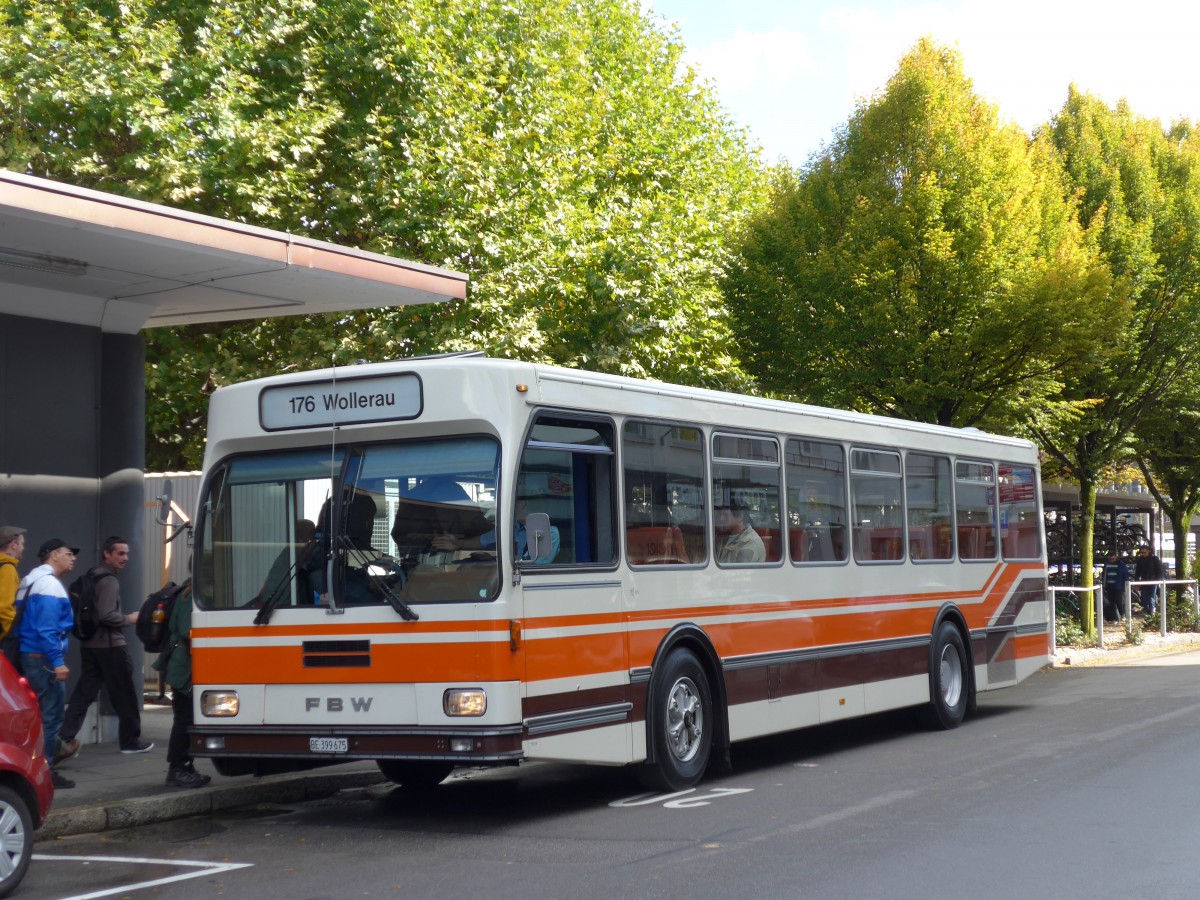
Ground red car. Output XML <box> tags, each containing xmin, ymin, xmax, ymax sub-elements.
<box><xmin>0</xmin><ymin>654</ymin><xmax>53</xmax><ymax>898</ymax></box>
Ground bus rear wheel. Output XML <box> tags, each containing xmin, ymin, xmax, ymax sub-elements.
<box><xmin>919</xmin><ymin>621</ymin><xmax>970</xmax><ymax>730</ymax></box>
<box><xmin>639</xmin><ymin>648</ymin><xmax>712</xmax><ymax>792</ymax></box>
<box><xmin>376</xmin><ymin>760</ymin><xmax>454</xmax><ymax>793</ymax></box>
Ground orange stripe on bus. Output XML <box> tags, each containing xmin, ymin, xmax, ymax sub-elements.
<box><xmin>193</xmin><ymin>562</ymin><xmax>1046</xmax><ymax>684</ymax></box>
<box><xmin>192</xmin><ymin>561</ymin><xmax>1043</xmax><ymax>638</ymax></box>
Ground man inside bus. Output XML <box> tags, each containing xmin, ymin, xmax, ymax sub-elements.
<box><xmin>338</xmin><ymin>492</ymin><xmax>388</xmax><ymax>604</ymax></box>
<box><xmin>715</xmin><ymin>498</ymin><xmax>766</xmax><ymax>564</ymax></box>
<box><xmin>432</xmin><ymin>494</ymin><xmax>560</xmax><ymax>564</ymax></box>
<box><xmin>390</xmin><ymin>477</ymin><xmax>492</xmax><ymax>561</ymax></box>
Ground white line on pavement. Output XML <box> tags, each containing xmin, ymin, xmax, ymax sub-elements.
<box><xmin>32</xmin><ymin>854</ymin><xmax>253</xmax><ymax>899</ymax></box>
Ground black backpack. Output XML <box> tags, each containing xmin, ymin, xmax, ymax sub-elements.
<box><xmin>67</xmin><ymin>569</ymin><xmax>113</xmax><ymax>641</ymax></box>
<box><xmin>136</xmin><ymin>581</ymin><xmax>187</xmax><ymax>653</ymax></box>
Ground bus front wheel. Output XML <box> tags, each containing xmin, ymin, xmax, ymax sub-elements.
<box><xmin>920</xmin><ymin>621</ymin><xmax>970</xmax><ymax>730</ymax></box>
<box><xmin>376</xmin><ymin>760</ymin><xmax>454</xmax><ymax>793</ymax></box>
<box><xmin>639</xmin><ymin>648</ymin><xmax>712</xmax><ymax>792</ymax></box>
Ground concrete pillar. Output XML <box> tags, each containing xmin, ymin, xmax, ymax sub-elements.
<box><xmin>94</xmin><ymin>332</ymin><xmax>148</xmax><ymax>741</ymax></box>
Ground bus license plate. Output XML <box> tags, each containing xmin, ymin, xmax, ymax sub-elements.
<box><xmin>309</xmin><ymin>737</ymin><xmax>348</xmax><ymax>754</ymax></box>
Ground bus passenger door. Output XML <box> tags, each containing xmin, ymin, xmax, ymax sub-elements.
<box><xmin>515</xmin><ymin>413</ymin><xmax>630</xmax><ymax>765</ymax></box>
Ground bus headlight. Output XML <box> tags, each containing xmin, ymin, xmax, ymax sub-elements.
<box><xmin>201</xmin><ymin>690</ymin><xmax>240</xmax><ymax>717</ymax></box>
<box><xmin>444</xmin><ymin>689</ymin><xmax>486</xmax><ymax>717</ymax></box>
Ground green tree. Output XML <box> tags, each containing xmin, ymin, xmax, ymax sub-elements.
<box><xmin>1032</xmin><ymin>95</ymin><xmax>1200</xmax><ymax>635</ymax></box>
<box><xmin>722</xmin><ymin>39</ymin><xmax>1112</xmax><ymax>432</ymax></box>
<box><xmin>1133</xmin><ymin>370</ymin><xmax>1200</xmax><ymax>583</ymax></box>
<box><xmin>1125</xmin><ymin>123</ymin><xmax>1200</xmax><ymax>585</ymax></box>
<box><xmin>0</xmin><ymin>0</ymin><xmax>767</xmax><ymax>468</ymax></box>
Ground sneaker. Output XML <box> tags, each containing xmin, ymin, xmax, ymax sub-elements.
<box><xmin>56</xmin><ymin>738</ymin><xmax>81</xmax><ymax>765</ymax></box>
<box><xmin>165</xmin><ymin>767</ymin><xmax>211</xmax><ymax>789</ymax></box>
<box><xmin>120</xmin><ymin>739</ymin><xmax>155</xmax><ymax>754</ymax></box>
<box><xmin>51</xmin><ymin>771</ymin><xmax>75</xmax><ymax>789</ymax></box>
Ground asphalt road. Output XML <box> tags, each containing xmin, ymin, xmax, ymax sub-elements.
<box><xmin>27</xmin><ymin>652</ymin><xmax>1200</xmax><ymax>900</ymax></box>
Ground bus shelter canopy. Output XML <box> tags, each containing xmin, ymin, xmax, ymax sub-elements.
<box><xmin>0</xmin><ymin>171</ymin><xmax>467</xmax><ymax>334</ymax></box>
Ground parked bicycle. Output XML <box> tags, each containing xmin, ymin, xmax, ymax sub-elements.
<box><xmin>1047</xmin><ymin>567</ymin><xmax>1082</xmax><ymax>620</ymax></box>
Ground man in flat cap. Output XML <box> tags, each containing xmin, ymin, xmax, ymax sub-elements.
<box><xmin>16</xmin><ymin>537</ymin><xmax>79</xmax><ymax>788</ymax></box>
<box><xmin>0</xmin><ymin>524</ymin><xmax>26</xmax><ymax>639</ymax></box>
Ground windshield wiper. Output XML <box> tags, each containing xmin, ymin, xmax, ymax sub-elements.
<box><xmin>340</xmin><ymin>535</ymin><xmax>419</xmax><ymax>621</ymax></box>
<box><xmin>254</xmin><ymin>543</ymin><xmax>324</xmax><ymax>626</ymax></box>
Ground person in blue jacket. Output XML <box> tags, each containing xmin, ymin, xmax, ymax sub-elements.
<box><xmin>432</xmin><ymin>495</ymin><xmax>560</xmax><ymax>565</ymax></box>
<box><xmin>1101</xmin><ymin>550</ymin><xmax>1130</xmax><ymax>624</ymax></box>
<box><xmin>17</xmin><ymin>538</ymin><xmax>78</xmax><ymax>789</ymax></box>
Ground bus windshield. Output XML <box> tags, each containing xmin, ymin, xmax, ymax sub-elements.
<box><xmin>195</xmin><ymin>437</ymin><xmax>501</xmax><ymax>611</ymax></box>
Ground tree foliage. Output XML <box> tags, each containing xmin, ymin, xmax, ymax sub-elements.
<box><xmin>1030</xmin><ymin>91</ymin><xmax>1200</xmax><ymax>624</ymax></box>
<box><xmin>1133</xmin><ymin>367</ymin><xmax>1200</xmax><ymax>582</ymax></box>
<box><xmin>0</xmin><ymin>0</ymin><xmax>767</xmax><ymax>468</ymax></box>
<box><xmin>722</xmin><ymin>39</ymin><xmax>1113</xmax><ymax>432</ymax></box>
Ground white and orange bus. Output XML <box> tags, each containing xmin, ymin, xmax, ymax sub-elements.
<box><xmin>189</xmin><ymin>355</ymin><xmax>1049</xmax><ymax>791</ymax></box>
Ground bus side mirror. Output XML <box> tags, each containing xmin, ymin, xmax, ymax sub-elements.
<box><xmin>156</xmin><ymin>479</ymin><xmax>174</xmax><ymax>526</ymax></box>
<box><xmin>524</xmin><ymin>513</ymin><xmax>552</xmax><ymax>562</ymax></box>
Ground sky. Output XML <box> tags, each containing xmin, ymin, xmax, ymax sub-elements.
<box><xmin>646</xmin><ymin>0</ymin><xmax>1200</xmax><ymax>165</ymax></box>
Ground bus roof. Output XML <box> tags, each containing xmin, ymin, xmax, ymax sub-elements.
<box><xmin>205</xmin><ymin>355</ymin><xmax>1037</xmax><ymax>457</ymax></box>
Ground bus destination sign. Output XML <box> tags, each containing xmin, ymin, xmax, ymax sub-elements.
<box><xmin>259</xmin><ymin>373</ymin><xmax>422</xmax><ymax>431</ymax></box>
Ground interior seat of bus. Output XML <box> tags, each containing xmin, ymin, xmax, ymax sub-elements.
<box><xmin>626</xmin><ymin>525</ymin><xmax>689</xmax><ymax>565</ymax></box>
<box><xmin>754</xmin><ymin>527</ymin><xmax>782</xmax><ymax>563</ymax></box>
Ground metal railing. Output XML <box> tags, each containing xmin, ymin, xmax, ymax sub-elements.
<box><xmin>1048</xmin><ymin>584</ymin><xmax>1100</xmax><ymax>655</ymax></box>
<box><xmin>1125</xmin><ymin>579</ymin><xmax>1198</xmax><ymax>637</ymax></box>
<box><xmin>1050</xmin><ymin>579</ymin><xmax>1199</xmax><ymax>654</ymax></box>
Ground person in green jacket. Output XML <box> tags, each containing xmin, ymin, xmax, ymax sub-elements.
<box><xmin>153</xmin><ymin>582</ymin><xmax>212</xmax><ymax>789</ymax></box>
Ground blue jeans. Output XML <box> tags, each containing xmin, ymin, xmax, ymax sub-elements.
<box><xmin>21</xmin><ymin>653</ymin><xmax>65</xmax><ymax>768</ymax></box>
<box><xmin>1142</xmin><ymin>584</ymin><xmax>1159</xmax><ymax>615</ymax></box>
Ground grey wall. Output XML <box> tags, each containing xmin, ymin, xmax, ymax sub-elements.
<box><xmin>0</xmin><ymin>311</ymin><xmax>147</xmax><ymax>692</ymax></box>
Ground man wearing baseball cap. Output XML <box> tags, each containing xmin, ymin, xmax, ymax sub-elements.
<box><xmin>16</xmin><ymin>538</ymin><xmax>79</xmax><ymax>789</ymax></box>
<box><xmin>0</xmin><ymin>525</ymin><xmax>26</xmax><ymax>639</ymax></box>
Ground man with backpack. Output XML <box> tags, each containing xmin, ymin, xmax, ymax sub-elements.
<box><xmin>152</xmin><ymin>581</ymin><xmax>211</xmax><ymax>789</ymax></box>
<box><xmin>59</xmin><ymin>536</ymin><xmax>154</xmax><ymax>757</ymax></box>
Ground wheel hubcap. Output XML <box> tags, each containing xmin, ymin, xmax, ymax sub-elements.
<box><xmin>939</xmin><ymin>644</ymin><xmax>963</xmax><ymax>708</ymax></box>
<box><xmin>666</xmin><ymin>676</ymin><xmax>704</xmax><ymax>762</ymax></box>
<box><xmin>0</xmin><ymin>801</ymin><xmax>26</xmax><ymax>879</ymax></box>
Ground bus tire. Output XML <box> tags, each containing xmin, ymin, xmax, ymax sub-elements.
<box><xmin>639</xmin><ymin>648</ymin><xmax>712</xmax><ymax>792</ymax></box>
<box><xmin>920</xmin><ymin>621</ymin><xmax>969</xmax><ymax>730</ymax></box>
<box><xmin>376</xmin><ymin>760</ymin><xmax>453</xmax><ymax>793</ymax></box>
<box><xmin>212</xmin><ymin>758</ymin><xmax>258</xmax><ymax>777</ymax></box>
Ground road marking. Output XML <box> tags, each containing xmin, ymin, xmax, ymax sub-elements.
<box><xmin>32</xmin><ymin>854</ymin><xmax>253</xmax><ymax>899</ymax></box>
<box><xmin>610</xmin><ymin>787</ymin><xmax>754</xmax><ymax>809</ymax></box>
<box><xmin>662</xmin><ymin>788</ymin><xmax>754</xmax><ymax>809</ymax></box>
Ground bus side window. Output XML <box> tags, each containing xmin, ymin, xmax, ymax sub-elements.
<box><xmin>850</xmin><ymin>449</ymin><xmax>904</xmax><ymax>563</ymax></box>
<box><xmin>785</xmin><ymin>439</ymin><xmax>848</xmax><ymax>565</ymax></box>
<box><xmin>956</xmin><ymin>461</ymin><xmax>997</xmax><ymax>561</ymax></box>
<box><xmin>519</xmin><ymin>415</ymin><xmax>617</xmax><ymax>567</ymax></box>
<box><xmin>712</xmin><ymin>432</ymin><xmax>781</xmax><ymax>567</ymax></box>
<box><xmin>623</xmin><ymin>420</ymin><xmax>707</xmax><ymax>566</ymax></box>
<box><xmin>906</xmin><ymin>453</ymin><xmax>953</xmax><ymax>562</ymax></box>
<box><xmin>999</xmin><ymin>463</ymin><xmax>1042</xmax><ymax>560</ymax></box>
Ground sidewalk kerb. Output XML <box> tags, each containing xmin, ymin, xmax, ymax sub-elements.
<box><xmin>1051</xmin><ymin>631</ymin><xmax>1200</xmax><ymax>668</ymax></box>
<box><xmin>37</xmin><ymin>769</ymin><xmax>387</xmax><ymax>840</ymax></box>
